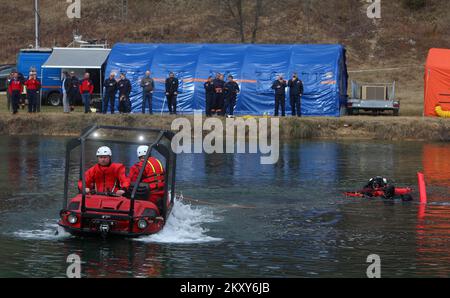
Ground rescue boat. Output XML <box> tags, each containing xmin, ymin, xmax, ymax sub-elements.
<box><xmin>58</xmin><ymin>125</ymin><xmax>177</xmax><ymax>238</ymax></box>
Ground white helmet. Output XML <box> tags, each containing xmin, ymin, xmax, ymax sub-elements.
<box><xmin>137</xmin><ymin>145</ymin><xmax>149</xmax><ymax>158</ymax></box>
<box><xmin>96</xmin><ymin>146</ymin><xmax>112</xmax><ymax>157</ymax></box>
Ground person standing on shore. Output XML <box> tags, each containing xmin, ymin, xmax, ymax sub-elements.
<box><xmin>79</xmin><ymin>72</ymin><xmax>94</xmax><ymax>114</ymax></box>
<box><xmin>24</xmin><ymin>72</ymin><xmax>41</xmax><ymax>113</ymax></box>
<box><xmin>118</xmin><ymin>73</ymin><xmax>132</xmax><ymax>114</ymax></box>
<box><xmin>103</xmin><ymin>72</ymin><xmax>118</xmax><ymax>114</ymax></box>
<box><xmin>212</xmin><ymin>73</ymin><xmax>225</xmax><ymax>115</ymax></box>
<box><xmin>18</xmin><ymin>72</ymin><xmax>27</xmax><ymax>110</ymax></box>
<box><xmin>61</xmin><ymin>72</ymin><xmax>70</xmax><ymax>113</ymax></box>
<box><xmin>140</xmin><ymin>70</ymin><xmax>155</xmax><ymax>114</ymax></box>
<box><xmin>288</xmin><ymin>73</ymin><xmax>303</xmax><ymax>117</ymax></box>
<box><xmin>165</xmin><ymin>72</ymin><xmax>179</xmax><ymax>115</ymax></box>
<box><xmin>8</xmin><ymin>71</ymin><xmax>23</xmax><ymax>115</ymax></box>
<box><xmin>67</xmin><ymin>72</ymin><xmax>80</xmax><ymax>112</ymax></box>
<box><xmin>6</xmin><ymin>71</ymin><xmax>13</xmax><ymax>111</ymax></box>
<box><xmin>223</xmin><ymin>75</ymin><xmax>240</xmax><ymax>117</ymax></box>
<box><xmin>271</xmin><ymin>75</ymin><xmax>287</xmax><ymax>117</ymax></box>
<box><xmin>204</xmin><ymin>76</ymin><xmax>214</xmax><ymax>117</ymax></box>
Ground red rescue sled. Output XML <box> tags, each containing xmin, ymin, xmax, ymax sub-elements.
<box><xmin>345</xmin><ymin>187</ymin><xmax>413</xmax><ymax>199</ymax></box>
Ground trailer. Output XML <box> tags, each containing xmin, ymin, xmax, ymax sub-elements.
<box><xmin>347</xmin><ymin>81</ymin><xmax>399</xmax><ymax>116</ymax></box>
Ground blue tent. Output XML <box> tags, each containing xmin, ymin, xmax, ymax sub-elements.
<box><xmin>104</xmin><ymin>43</ymin><xmax>348</xmax><ymax>116</ymax></box>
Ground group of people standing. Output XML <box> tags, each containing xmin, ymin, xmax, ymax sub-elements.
<box><xmin>271</xmin><ymin>73</ymin><xmax>304</xmax><ymax>117</ymax></box>
<box><xmin>101</xmin><ymin>71</ymin><xmax>179</xmax><ymax>115</ymax></box>
<box><xmin>7</xmin><ymin>69</ymin><xmax>303</xmax><ymax>117</ymax></box>
<box><xmin>61</xmin><ymin>71</ymin><xmax>134</xmax><ymax>114</ymax></box>
<box><xmin>6</xmin><ymin>70</ymin><xmax>41</xmax><ymax>114</ymax></box>
<box><xmin>101</xmin><ymin>72</ymin><xmax>132</xmax><ymax>114</ymax></box>
<box><xmin>98</xmin><ymin>70</ymin><xmax>302</xmax><ymax>117</ymax></box>
<box><xmin>204</xmin><ymin>73</ymin><xmax>240</xmax><ymax>117</ymax></box>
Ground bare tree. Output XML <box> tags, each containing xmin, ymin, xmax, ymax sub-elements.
<box><xmin>224</xmin><ymin>0</ymin><xmax>245</xmax><ymax>42</ymax></box>
<box><xmin>251</xmin><ymin>0</ymin><xmax>263</xmax><ymax>43</ymax></box>
<box><xmin>222</xmin><ymin>0</ymin><xmax>265</xmax><ymax>43</ymax></box>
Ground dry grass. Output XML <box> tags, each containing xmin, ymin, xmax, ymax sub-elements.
<box><xmin>1</xmin><ymin>91</ymin><xmax>449</xmax><ymax>141</ymax></box>
<box><xmin>2</xmin><ymin>1</ymin><xmax>448</xmax><ymax>118</ymax></box>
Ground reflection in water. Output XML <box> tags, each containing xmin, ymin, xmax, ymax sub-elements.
<box><xmin>415</xmin><ymin>144</ymin><xmax>450</xmax><ymax>277</ymax></box>
<box><xmin>2</xmin><ymin>137</ymin><xmax>450</xmax><ymax>277</ymax></box>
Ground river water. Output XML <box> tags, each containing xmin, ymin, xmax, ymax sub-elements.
<box><xmin>0</xmin><ymin>136</ymin><xmax>450</xmax><ymax>277</ymax></box>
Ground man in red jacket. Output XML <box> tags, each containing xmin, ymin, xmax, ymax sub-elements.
<box><xmin>8</xmin><ymin>71</ymin><xmax>23</xmax><ymax>115</ymax></box>
<box><xmin>79</xmin><ymin>72</ymin><xmax>94</xmax><ymax>113</ymax></box>
<box><xmin>78</xmin><ymin>146</ymin><xmax>130</xmax><ymax>195</ymax></box>
<box><xmin>129</xmin><ymin>145</ymin><xmax>165</xmax><ymax>206</ymax></box>
<box><xmin>24</xmin><ymin>72</ymin><xmax>41</xmax><ymax>113</ymax></box>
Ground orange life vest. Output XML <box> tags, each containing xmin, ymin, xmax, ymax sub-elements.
<box><xmin>129</xmin><ymin>158</ymin><xmax>165</xmax><ymax>202</ymax></box>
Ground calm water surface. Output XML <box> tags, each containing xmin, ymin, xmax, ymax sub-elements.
<box><xmin>0</xmin><ymin>136</ymin><xmax>449</xmax><ymax>277</ymax></box>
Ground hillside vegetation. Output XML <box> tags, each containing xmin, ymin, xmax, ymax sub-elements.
<box><xmin>1</xmin><ymin>0</ymin><xmax>449</xmax><ymax>115</ymax></box>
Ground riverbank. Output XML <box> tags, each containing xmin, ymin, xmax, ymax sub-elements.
<box><xmin>1</xmin><ymin>112</ymin><xmax>450</xmax><ymax>141</ymax></box>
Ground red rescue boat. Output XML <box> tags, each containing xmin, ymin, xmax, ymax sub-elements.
<box><xmin>58</xmin><ymin>125</ymin><xmax>177</xmax><ymax>238</ymax></box>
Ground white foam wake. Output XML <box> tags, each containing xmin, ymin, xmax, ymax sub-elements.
<box><xmin>135</xmin><ymin>196</ymin><xmax>222</xmax><ymax>244</ymax></box>
<box><xmin>13</xmin><ymin>222</ymin><xmax>71</xmax><ymax>240</ymax></box>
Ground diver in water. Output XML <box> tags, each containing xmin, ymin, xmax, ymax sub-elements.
<box><xmin>361</xmin><ymin>176</ymin><xmax>395</xmax><ymax>199</ymax></box>
<box><xmin>346</xmin><ymin>176</ymin><xmax>413</xmax><ymax>201</ymax></box>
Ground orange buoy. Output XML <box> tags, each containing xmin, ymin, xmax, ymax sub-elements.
<box><xmin>417</xmin><ymin>172</ymin><xmax>427</xmax><ymax>204</ymax></box>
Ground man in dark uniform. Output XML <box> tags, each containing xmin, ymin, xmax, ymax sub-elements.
<box><xmin>103</xmin><ymin>72</ymin><xmax>118</xmax><ymax>114</ymax></box>
<box><xmin>204</xmin><ymin>76</ymin><xmax>214</xmax><ymax>117</ymax></box>
<box><xmin>223</xmin><ymin>75</ymin><xmax>240</xmax><ymax>117</ymax></box>
<box><xmin>212</xmin><ymin>73</ymin><xmax>225</xmax><ymax>115</ymax></box>
<box><xmin>288</xmin><ymin>73</ymin><xmax>303</xmax><ymax>117</ymax></box>
<box><xmin>165</xmin><ymin>72</ymin><xmax>179</xmax><ymax>114</ymax></box>
<box><xmin>140</xmin><ymin>70</ymin><xmax>155</xmax><ymax>114</ymax></box>
<box><xmin>67</xmin><ymin>72</ymin><xmax>80</xmax><ymax>112</ymax></box>
<box><xmin>271</xmin><ymin>75</ymin><xmax>287</xmax><ymax>117</ymax></box>
<box><xmin>118</xmin><ymin>73</ymin><xmax>132</xmax><ymax>113</ymax></box>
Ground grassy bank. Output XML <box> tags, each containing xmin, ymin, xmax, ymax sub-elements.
<box><xmin>1</xmin><ymin>110</ymin><xmax>450</xmax><ymax>141</ymax></box>
<box><xmin>1</xmin><ymin>93</ymin><xmax>448</xmax><ymax>141</ymax></box>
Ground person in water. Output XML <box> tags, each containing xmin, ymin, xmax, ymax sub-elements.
<box><xmin>360</xmin><ymin>176</ymin><xmax>396</xmax><ymax>199</ymax></box>
<box><xmin>129</xmin><ymin>145</ymin><xmax>165</xmax><ymax>207</ymax></box>
<box><xmin>78</xmin><ymin>146</ymin><xmax>130</xmax><ymax>196</ymax></box>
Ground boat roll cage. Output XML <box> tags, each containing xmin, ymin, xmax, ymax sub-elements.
<box><xmin>63</xmin><ymin>125</ymin><xmax>177</xmax><ymax>233</ymax></box>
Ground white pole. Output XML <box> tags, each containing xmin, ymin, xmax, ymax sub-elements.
<box><xmin>39</xmin><ymin>68</ymin><xmax>43</xmax><ymax>112</ymax></box>
<box><xmin>161</xmin><ymin>95</ymin><xmax>166</xmax><ymax>116</ymax></box>
<box><xmin>100</xmin><ymin>69</ymin><xmax>103</xmax><ymax>113</ymax></box>
<box><xmin>34</xmin><ymin>0</ymin><xmax>40</xmax><ymax>49</ymax></box>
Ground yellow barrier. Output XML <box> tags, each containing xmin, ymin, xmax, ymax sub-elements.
<box><xmin>240</xmin><ymin>115</ymin><xmax>271</xmax><ymax>119</ymax></box>
<box><xmin>435</xmin><ymin>105</ymin><xmax>450</xmax><ymax>118</ymax></box>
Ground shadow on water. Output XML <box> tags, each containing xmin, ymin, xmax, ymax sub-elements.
<box><xmin>1</xmin><ymin>136</ymin><xmax>450</xmax><ymax>277</ymax></box>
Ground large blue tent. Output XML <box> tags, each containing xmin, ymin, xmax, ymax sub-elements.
<box><xmin>104</xmin><ymin>43</ymin><xmax>348</xmax><ymax>116</ymax></box>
